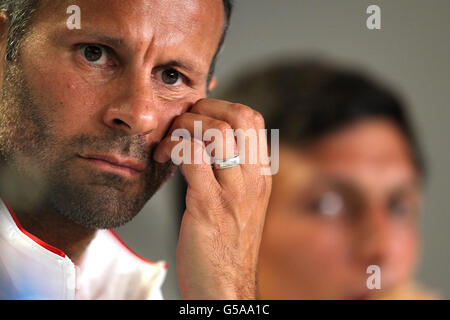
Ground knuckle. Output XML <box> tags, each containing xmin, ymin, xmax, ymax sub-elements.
<box><xmin>191</xmin><ymin>98</ymin><xmax>209</xmax><ymax>112</ymax></box>
<box><xmin>232</xmin><ymin>103</ymin><xmax>251</xmax><ymax>116</ymax></box>
<box><xmin>253</xmin><ymin>111</ymin><xmax>265</xmax><ymax>127</ymax></box>
<box><xmin>232</xmin><ymin>103</ymin><xmax>260</xmax><ymax>124</ymax></box>
<box><xmin>172</xmin><ymin>114</ymin><xmax>189</xmax><ymax>129</ymax></box>
<box><xmin>214</xmin><ymin>120</ymin><xmax>232</xmax><ymax>134</ymax></box>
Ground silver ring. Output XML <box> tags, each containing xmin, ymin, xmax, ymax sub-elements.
<box><xmin>213</xmin><ymin>155</ymin><xmax>241</xmax><ymax>169</ymax></box>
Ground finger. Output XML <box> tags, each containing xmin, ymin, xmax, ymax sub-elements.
<box><xmin>178</xmin><ymin>138</ymin><xmax>220</xmax><ymax>195</ymax></box>
<box><xmin>165</xmin><ymin>112</ymin><xmax>244</xmax><ymax>188</ymax></box>
<box><xmin>190</xmin><ymin>99</ymin><xmax>268</xmax><ymax>173</ymax></box>
<box><xmin>191</xmin><ymin>98</ymin><xmax>265</xmax><ymax>131</ymax></box>
<box><xmin>153</xmin><ymin>112</ymin><xmax>244</xmax><ymax>189</ymax></box>
<box><xmin>154</xmin><ymin>112</ymin><xmax>238</xmax><ymax>163</ymax></box>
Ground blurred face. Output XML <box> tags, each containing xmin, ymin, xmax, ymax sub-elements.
<box><xmin>258</xmin><ymin>119</ymin><xmax>422</xmax><ymax>299</ymax></box>
<box><xmin>0</xmin><ymin>0</ymin><xmax>224</xmax><ymax>228</ymax></box>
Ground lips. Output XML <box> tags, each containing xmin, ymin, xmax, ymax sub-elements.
<box><xmin>78</xmin><ymin>153</ymin><xmax>145</xmax><ymax>175</ymax></box>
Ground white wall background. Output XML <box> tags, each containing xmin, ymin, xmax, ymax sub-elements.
<box><xmin>116</xmin><ymin>0</ymin><xmax>450</xmax><ymax>299</ymax></box>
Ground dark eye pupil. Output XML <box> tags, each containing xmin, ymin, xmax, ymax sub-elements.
<box><xmin>390</xmin><ymin>199</ymin><xmax>407</xmax><ymax>217</ymax></box>
<box><xmin>162</xmin><ymin>69</ymin><xmax>180</xmax><ymax>85</ymax></box>
<box><xmin>84</xmin><ymin>45</ymin><xmax>102</xmax><ymax>62</ymax></box>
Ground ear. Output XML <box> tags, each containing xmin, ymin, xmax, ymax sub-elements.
<box><xmin>207</xmin><ymin>76</ymin><xmax>218</xmax><ymax>92</ymax></box>
<box><xmin>0</xmin><ymin>11</ymin><xmax>9</xmax><ymax>85</ymax></box>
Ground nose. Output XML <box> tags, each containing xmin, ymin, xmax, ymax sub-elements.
<box><xmin>103</xmin><ymin>73</ymin><xmax>158</xmax><ymax>136</ymax></box>
<box><xmin>353</xmin><ymin>207</ymin><xmax>393</xmax><ymax>267</ymax></box>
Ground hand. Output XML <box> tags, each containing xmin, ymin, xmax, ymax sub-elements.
<box><xmin>153</xmin><ymin>98</ymin><xmax>272</xmax><ymax>299</ymax></box>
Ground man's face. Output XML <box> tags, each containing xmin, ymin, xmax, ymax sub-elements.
<box><xmin>258</xmin><ymin>119</ymin><xmax>421</xmax><ymax>299</ymax></box>
<box><xmin>0</xmin><ymin>0</ymin><xmax>224</xmax><ymax>228</ymax></box>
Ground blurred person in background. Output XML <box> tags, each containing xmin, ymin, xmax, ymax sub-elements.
<box><xmin>215</xmin><ymin>60</ymin><xmax>437</xmax><ymax>299</ymax></box>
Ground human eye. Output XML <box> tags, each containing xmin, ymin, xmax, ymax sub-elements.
<box><xmin>155</xmin><ymin>68</ymin><xmax>188</xmax><ymax>87</ymax></box>
<box><xmin>304</xmin><ymin>190</ymin><xmax>346</xmax><ymax>219</ymax></box>
<box><xmin>79</xmin><ymin>44</ymin><xmax>112</xmax><ymax>66</ymax></box>
<box><xmin>313</xmin><ymin>191</ymin><xmax>345</xmax><ymax>218</ymax></box>
<box><xmin>301</xmin><ymin>180</ymin><xmax>365</xmax><ymax>221</ymax></box>
<box><xmin>388</xmin><ymin>195</ymin><xmax>418</xmax><ymax>220</ymax></box>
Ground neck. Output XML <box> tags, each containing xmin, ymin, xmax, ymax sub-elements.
<box><xmin>2</xmin><ymin>193</ymin><xmax>96</xmax><ymax>265</ymax></box>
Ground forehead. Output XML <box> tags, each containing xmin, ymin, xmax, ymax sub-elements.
<box><xmin>310</xmin><ymin>119</ymin><xmax>415</xmax><ymax>172</ymax></box>
<box><xmin>34</xmin><ymin>0</ymin><xmax>224</xmax><ymax>69</ymax></box>
<box><xmin>276</xmin><ymin>119</ymin><xmax>418</xmax><ymax>191</ymax></box>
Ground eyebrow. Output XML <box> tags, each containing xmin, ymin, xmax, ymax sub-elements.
<box><xmin>61</xmin><ymin>30</ymin><xmax>204</xmax><ymax>76</ymax></box>
<box><xmin>86</xmin><ymin>33</ymin><xmax>126</xmax><ymax>50</ymax></box>
<box><xmin>63</xmin><ymin>31</ymin><xmax>127</xmax><ymax>50</ymax></box>
<box><xmin>159</xmin><ymin>60</ymin><xmax>200</xmax><ymax>75</ymax></box>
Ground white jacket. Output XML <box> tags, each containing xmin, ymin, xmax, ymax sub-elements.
<box><xmin>0</xmin><ymin>198</ymin><xmax>167</xmax><ymax>299</ymax></box>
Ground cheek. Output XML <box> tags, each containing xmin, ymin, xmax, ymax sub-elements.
<box><xmin>57</xmin><ymin>79</ymin><xmax>101</xmax><ymax>129</ymax></box>
<box><xmin>291</xmin><ymin>223</ymin><xmax>350</xmax><ymax>272</ymax></box>
<box><xmin>24</xmin><ymin>63</ymin><xmax>102</xmax><ymax>137</ymax></box>
<box><xmin>260</xmin><ymin>211</ymin><xmax>357</xmax><ymax>298</ymax></box>
<box><xmin>388</xmin><ymin>227</ymin><xmax>419</xmax><ymax>277</ymax></box>
<box><xmin>262</xmin><ymin>210</ymin><xmax>350</xmax><ymax>275</ymax></box>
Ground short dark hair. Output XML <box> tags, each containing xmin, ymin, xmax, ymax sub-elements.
<box><xmin>0</xmin><ymin>0</ymin><xmax>40</xmax><ymax>61</ymax></box>
<box><xmin>217</xmin><ymin>59</ymin><xmax>425</xmax><ymax>177</ymax></box>
<box><xmin>0</xmin><ymin>0</ymin><xmax>233</xmax><ymax>78</ymax></box>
